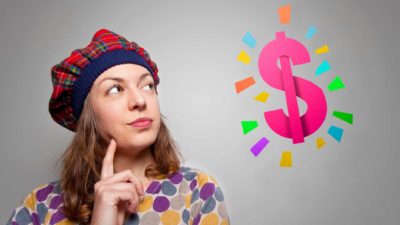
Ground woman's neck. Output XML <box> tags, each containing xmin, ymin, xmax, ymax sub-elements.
<box><xmin>113</xmin><ymin>146</ymin><xmax>156</xmax><ymax>183</ymax></box>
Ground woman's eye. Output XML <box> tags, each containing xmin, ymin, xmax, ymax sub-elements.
<box><xmin>108</xmin><ymin>85</ymin><xmax>122</xmax><ymax>95</ymax></box>
<box><xmin>143</xmin><ymin>83</ymin><xmax>154</xmax><ymax>91</ymax></box>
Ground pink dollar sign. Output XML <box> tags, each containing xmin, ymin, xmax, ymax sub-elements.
<box><xmin>258</xmin><ymin>31</ymin><xmax>327</xmax><ymax>144</ymax></box>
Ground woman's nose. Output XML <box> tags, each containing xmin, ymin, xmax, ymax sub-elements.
<box><xmin>128</xmin><ymin>89</ymin><xmax>146</xmax><ymax>110</ymax></box>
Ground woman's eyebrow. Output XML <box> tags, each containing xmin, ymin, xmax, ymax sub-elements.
<box><xmin>97</xmin><ymin>72</ymin><xmax>152</xmax><ymax>87</ymax></box>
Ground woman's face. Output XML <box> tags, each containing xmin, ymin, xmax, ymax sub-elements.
<box><xmin>88</xmin><ymin>63</ymin><xmax>160</xmax><ymax>153</ymax></box>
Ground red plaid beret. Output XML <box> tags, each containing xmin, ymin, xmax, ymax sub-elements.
<box><xmin>49</xmin><ymin>28</ymin><xmax>159</xmax><ymax>132</ymax></box>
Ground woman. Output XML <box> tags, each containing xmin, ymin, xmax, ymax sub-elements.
<box><xmin>7</xmin><ymin>29</ymin><xmax>230</xmax><ymax>225</ymax></box>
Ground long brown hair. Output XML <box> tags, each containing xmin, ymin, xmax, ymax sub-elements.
<box><xmin>56</xmin><ymin>95</ymin><xmax>183</xmax><ymax>224</ymax></box>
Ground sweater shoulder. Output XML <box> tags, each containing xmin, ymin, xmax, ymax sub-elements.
<box><xmin>26</xmin><ymin>179</ymin><xmax>63</xmax><ymax>211</ymax></box>
<box><xmin>6</xmin><ymin>180</ymin><xmax>65</xmax><ymax>225</ymax></box>
<box><xmin>177</xmin><ymin>166</ymin><xmax>222</xmax><ymax>189</ymax></box>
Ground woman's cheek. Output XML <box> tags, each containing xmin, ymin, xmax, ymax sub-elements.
<box><xmin>99</xmin><ymin>106</ymin><xmax>120</xmax><ymax>128</ymax></box>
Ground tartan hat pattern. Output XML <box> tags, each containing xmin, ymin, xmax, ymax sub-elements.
<box><xmin>49</xmin><ymin>28</ymin><xmax>159</xmax><ymax>132</ymax></box>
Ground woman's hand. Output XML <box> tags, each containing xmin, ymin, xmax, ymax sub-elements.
<box><xmin>90</xmin><ymin>139</ymin><xmax>145</xmax><ymax>225</ymax></box>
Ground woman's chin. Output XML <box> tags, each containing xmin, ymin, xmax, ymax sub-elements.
<box><xmin>116</xmin><ymin>135</ymin><xmax>156</xmax><ymax>149</ymax></box>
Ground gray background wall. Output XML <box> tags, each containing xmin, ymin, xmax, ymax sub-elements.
<box><xmin>1</xmin><ymin>0</ymin><xmax>399</xmax><ymax>224</ymax></box>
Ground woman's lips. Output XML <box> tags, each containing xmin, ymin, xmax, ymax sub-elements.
<box><xmin>130</xmin><ymin>120</ymin><xmax>152</xmax><ymax>128</ymax></box>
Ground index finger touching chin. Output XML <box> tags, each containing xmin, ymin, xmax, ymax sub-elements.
<box><xmin>101</xmin><ymin>138</ymin><xmax>117</xmax><ymax>179</ymax></box>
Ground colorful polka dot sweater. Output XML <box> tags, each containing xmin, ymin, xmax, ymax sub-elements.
<box><xmin>6</xmin><ymin>166</ymin><xmax>230</xmax><ymax>225</ymax></box>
